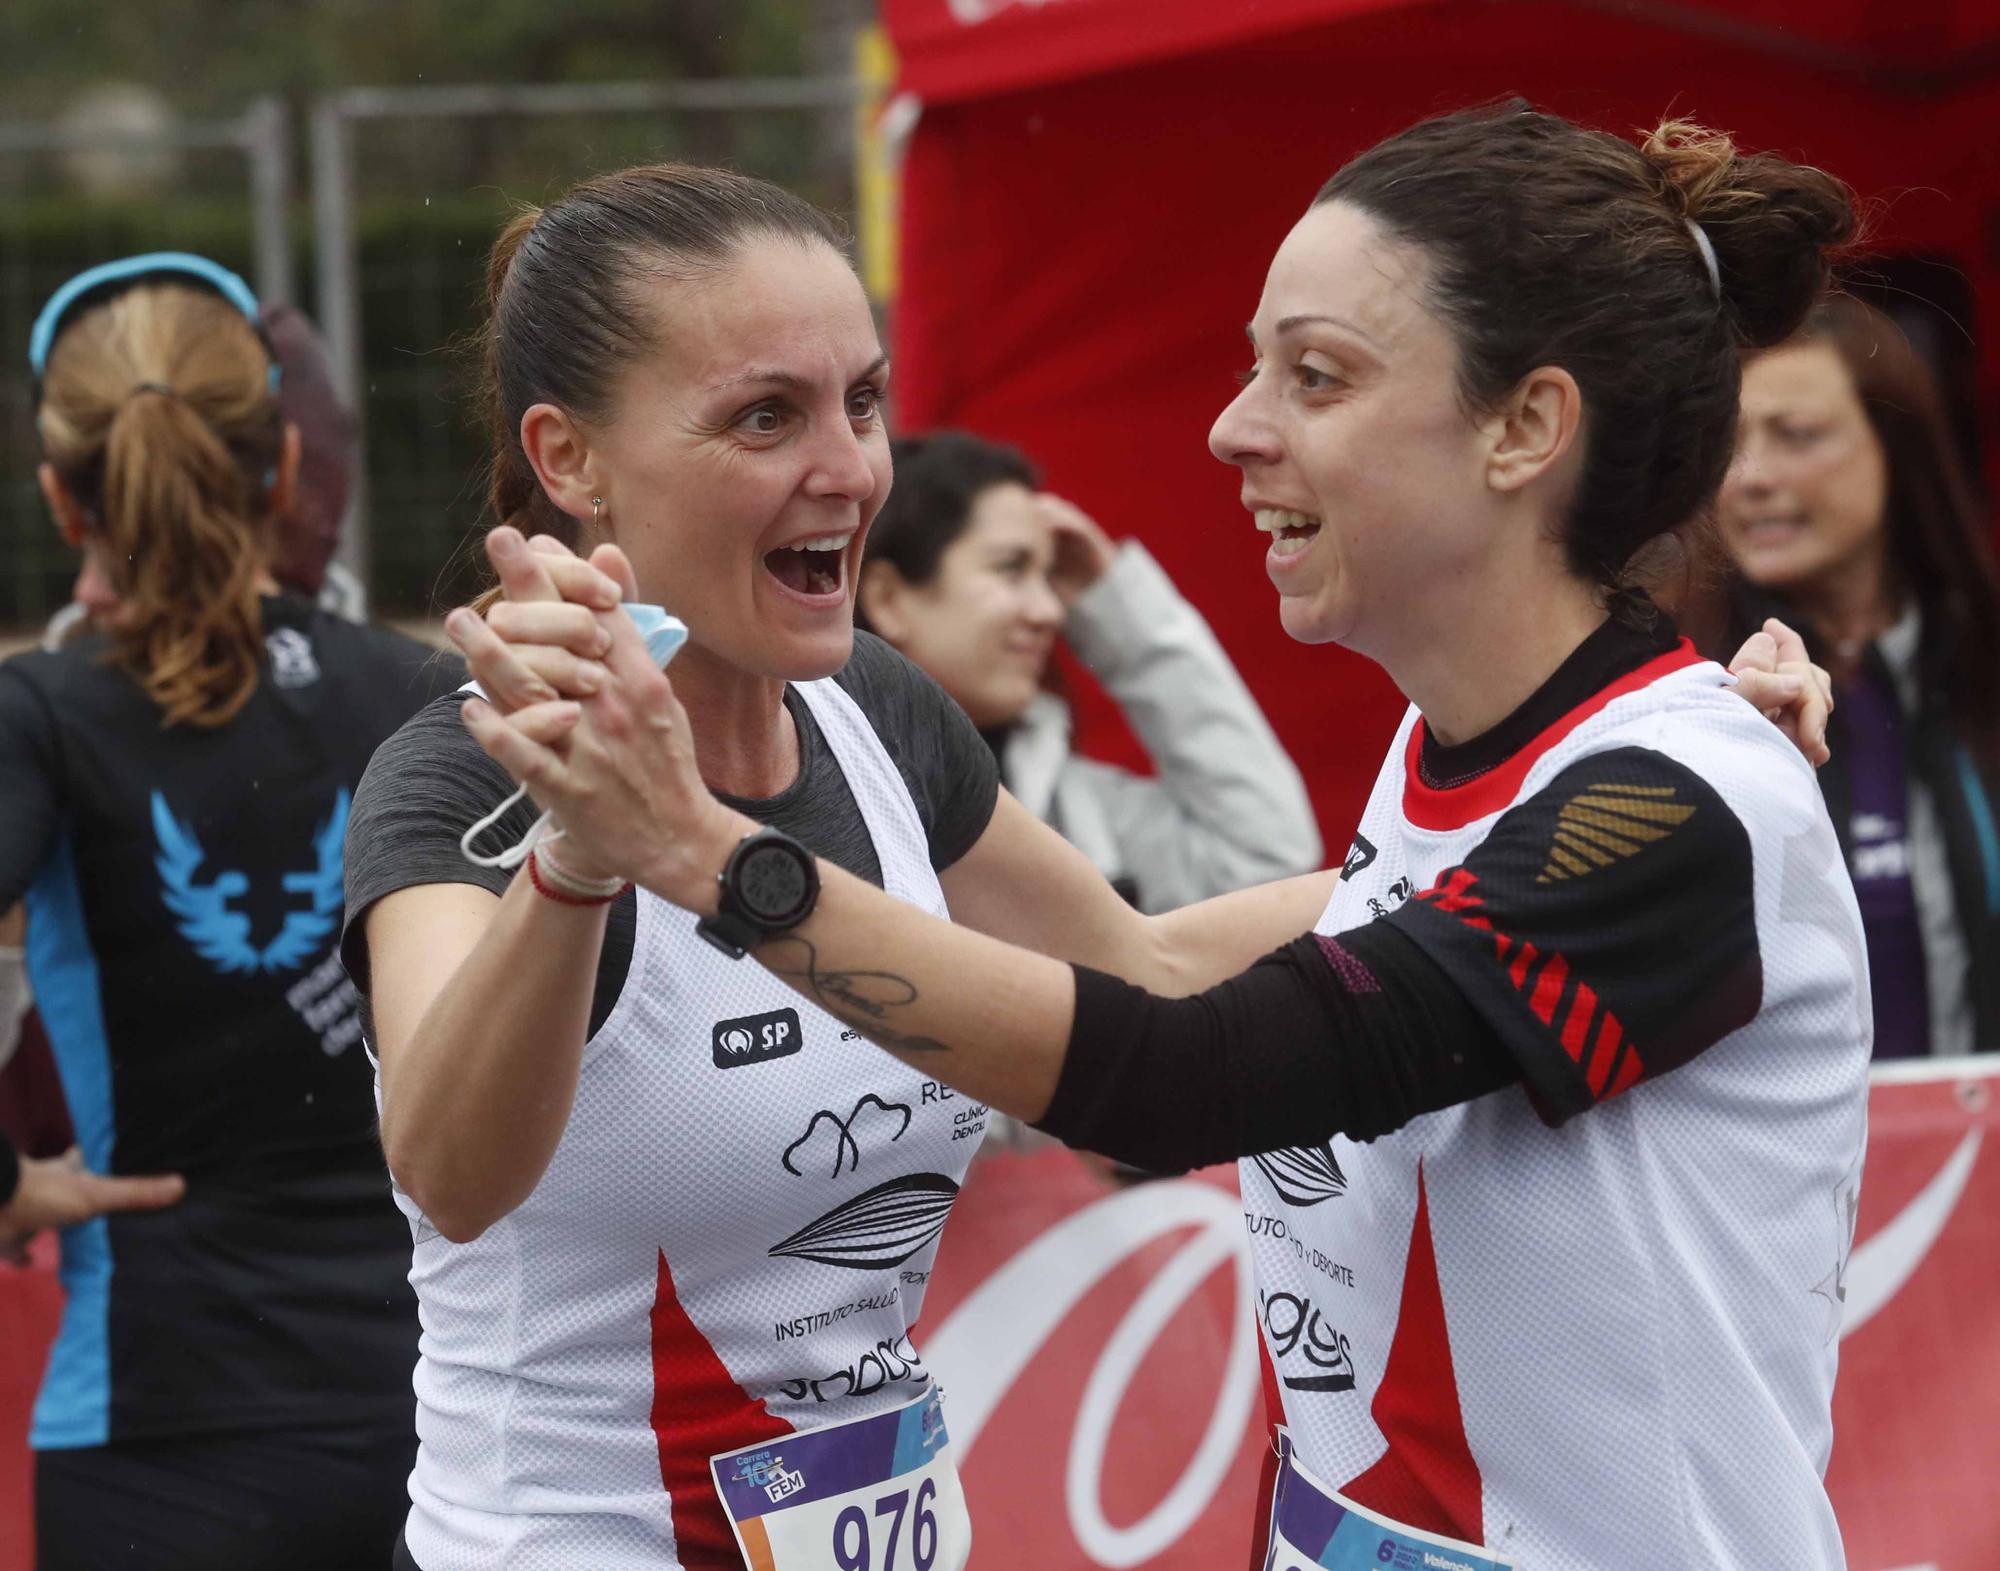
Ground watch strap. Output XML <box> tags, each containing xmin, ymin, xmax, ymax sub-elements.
<box><xmin>695</xmin><ymin>908</ymin><xmax>762</xmax><ymax>960</ymax></box>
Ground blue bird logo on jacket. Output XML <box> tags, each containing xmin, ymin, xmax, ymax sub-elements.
<box><xmin>151</xmin><ymin>789</ymin><xmax>350</xmax><ymax>975</ymax></box>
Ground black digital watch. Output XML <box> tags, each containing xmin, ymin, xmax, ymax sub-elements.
<box><xmin>695</xmin><ymin>827</ymin><xmax>821</xmax><ymax>959</ymax></box>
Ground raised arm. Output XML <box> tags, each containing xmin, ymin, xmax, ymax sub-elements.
<box><xmin>459</xmin><ymin>658</ymin><xmax>1509</xmax><ymax>1158</ymax></box>
<box><xmin>937</xmin><ymin>786</ymin><xmax>1336</xmax><ymax>997</ymax></box>
<box><xmin>365</xmin><ymin>875</ymin><xmax>608</xmax><ymax>1243</ymax></box>
<box><xmin>463</xmin><ymin>651</ymin><xmax>1773</xmax><ymax>1178</ymax></box>
<box><xmin>361</xmin><ymin>533</ymin><xmax>632</xmax><ymax>1243</ymax></box>
<box><xmin>455</xmin><ymin>535</ymin><xmax>1829</xmax><ymax>1021</ymax></box>
<box><xmin>461</xmin><ymin>666</ymin><xmax>1084</xmax><ymax>1116</ymax></box>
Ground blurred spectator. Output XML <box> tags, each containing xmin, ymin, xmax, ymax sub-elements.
<box><xmin>1719</xmin><ymin>295</ymin><xmax>2000</xmax><ymax>1057</ymax></box>
<box><xmin>859</xmin><ymin>431</ymin><xmax>1322</xmax><ymax>913</ymax></box>
<box><xmin>4</xmin><ymin>255</ymin><xmax>462</xmax><ymax>1569</ymax></box>
<box><xmin>260</xmin><ymin>303</ymin><xmax>367</xmax><ymax>616</ymax></box>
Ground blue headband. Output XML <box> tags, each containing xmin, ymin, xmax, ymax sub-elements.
<box><xmin>29</xmin><ymin>252</ymin><xmax>276</xmax><ymax>390</ymax></box>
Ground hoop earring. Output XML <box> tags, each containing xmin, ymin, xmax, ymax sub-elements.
<box><xmin>591</xmin><ymin>496</ymin><xmax>604</xmax><ymax>526</ymax></box>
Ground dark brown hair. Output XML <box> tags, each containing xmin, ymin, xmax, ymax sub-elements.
<box><xmin>262</xmin><ymin>303</ymin><xmax>356</xmax><ymax>596</ymax></box>
<box><xmin>1320</xmin><ymin>101</ymin><xmax>1855</xmax><ymax>598</ymax></box>
<box><xmin>37</xmin><ymin>283</ymin><xmax>283</xmax><ymax>727</ymax></box>
<box><xmin>855</xmin><ymin>431</ymin><xmax>1040</xmax><ymax>633</ymax></box>
<box><xmin>476</xmin><ymin>163</ymin><xmax>846</xmax><ymax>579</ymax></box>
<box><xmin>1790</xmin><ymin>295</ymin><xmax>2000</xmax><ymax>751</ymax></box>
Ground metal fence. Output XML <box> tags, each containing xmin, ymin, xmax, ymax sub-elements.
<box><xmin>0</xmin><ymin>100</ymin><xmax>293</xmax><ymax>629</ymax></box>
<box><xmin>1</xmin><ymin>77</ymin><xmax>860</xmax><ymax>630</ymax></box>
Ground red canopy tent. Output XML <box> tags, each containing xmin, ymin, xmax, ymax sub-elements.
<box><xmin>882</xmin><ymin>0</ymin><xmax>2000</xmax><ymax>844</ymax></box>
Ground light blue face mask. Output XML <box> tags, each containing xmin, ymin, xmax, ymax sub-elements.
<box><xmin>623</xmin><ymin>601</ymin><xmax>689</xmax><ymax>669</ymax></box>
<box><xmin>459</xmin><ymin>601</ymin><xmax>688</xmax><ymax>872</ymax></box>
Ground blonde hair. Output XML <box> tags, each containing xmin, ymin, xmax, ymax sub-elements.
<box><xmin>37</xmin><ymin>283</ymin><xmax>284</xmax><ymax>727</ymax></box>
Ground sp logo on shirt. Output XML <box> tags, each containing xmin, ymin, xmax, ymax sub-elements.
<box><xmin>713</xmin><ymin>1008</ymin><xmax>804</xmax><ymax>1069</ymax></box>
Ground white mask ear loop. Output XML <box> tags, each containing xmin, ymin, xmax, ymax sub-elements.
<box><xmin>459</xmin><ymin>782</ymin><xmax>565</xmax><ymax>870</ymax></box>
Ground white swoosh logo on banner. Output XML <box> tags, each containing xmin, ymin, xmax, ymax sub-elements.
<box><xmin>1841</xmin><ymin>1130</ymin><xmax>1982</xmax><ymax>1339</ymax></box>
<box><xmin>924</xmin><ymin>1179</ymin><xmax>1258</xmax><ymax>1568</ymax></box>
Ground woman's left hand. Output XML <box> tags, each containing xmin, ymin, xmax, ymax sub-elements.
<box><xmin>1727</xmin><ymin>617</ymin><xmax>1833</xmax><ymax>768</ymax></box>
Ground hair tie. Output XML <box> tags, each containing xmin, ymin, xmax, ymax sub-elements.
<box><xmin>128</xmin><ymin>381</ymin><xmax>182</xmax><ymax>403</ymax></box>
<box><xmin>1685</xmin><ymin>219</ymin><xmax>1721</xmax><ymax>300</ymax></box>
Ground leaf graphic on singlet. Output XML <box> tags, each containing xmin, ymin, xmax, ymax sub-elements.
<box><xmin>768</xmin><ymin>1173</ymin><xmax>961</xmax><ymax>1270</ymax></box>
<box><xmin>1538</xmin><ymin>781</ymin><xmax>1693</xmax><ymax>884</ymax></box>
<box><xmin>1251</xmin><ymin>1144</ymin><xmax>1348</xmax><ymax>1207</ymax></box>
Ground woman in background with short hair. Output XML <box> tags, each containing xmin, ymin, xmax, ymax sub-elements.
<box><xmin>860</xmin><ymin>430</ymin><xmax>1322</xmax><ymax>912</ymax></box>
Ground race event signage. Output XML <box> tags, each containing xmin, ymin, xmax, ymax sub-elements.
<box><xmin>2</xmin><ymin>1061</ymin><xmax>1995</xmax><ymax>1570</ymax></box>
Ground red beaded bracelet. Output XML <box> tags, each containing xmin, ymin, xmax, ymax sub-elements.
<box><xmin>526</xmin><ymin>850</ymin><xmax>630</xmax><ymax>907</ymax></box>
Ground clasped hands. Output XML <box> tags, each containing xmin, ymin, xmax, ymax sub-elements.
<box><xmin>445</xmin><ymin>526</ymin><xmax>751</xmax><ymax>911</ymax></box>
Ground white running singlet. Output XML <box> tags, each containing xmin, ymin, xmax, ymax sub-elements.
<box><xmin>389</xmin><ymin>677</ymin><xmax>986</xmax><ymax>1570</ymax></box>
<box><xmin>1243</xmin><ymin>644</ymin><xmax>1870</xmax><ymax>1571</ymax></box>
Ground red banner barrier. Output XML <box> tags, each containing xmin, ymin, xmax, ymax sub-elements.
<box><xmin>0</xmin><ymin>1235</ymin><xmax>60</xmax><ymax>1571</ymax></box>
<box><xmin>2</xmin><ymin>1062</ymin><xmax>1995</xmax><ymax>1570</ymax></box>
<box><xmin>923</xmin><ymin>1061</ymin><xmax>2000</xmax><ymax>1569</ymax></box>
<box><xmin>1824</xmin><ymin>1059</ymin><xmax>2000</xmax><ymax>1571</ymax></box>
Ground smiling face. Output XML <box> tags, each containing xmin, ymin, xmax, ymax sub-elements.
<box><xmin>580</xmin><ymin>236</ymin><xmax>891</xmax><ymax>682</ymax></box>
<box><xmin>868</xmin><ymin>481</ymin><xmax>1064</xmax><ymax>729</ymax></box>
<box><xmin>1207</xmin><ymin>201</ymin><xmax>1497</xmax><ymax>656</ymax></box>
<box><xmin>1718</xmin><ymin>341</ymin><xmax>1890</xmax><ymax>604</ymax></box>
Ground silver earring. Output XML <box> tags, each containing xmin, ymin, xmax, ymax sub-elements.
<box><xmin>591</xmin><ymin>496</ymin><xmax>604</xmax><ymax>524</ymax></box>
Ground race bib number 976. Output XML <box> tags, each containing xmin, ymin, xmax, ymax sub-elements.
<box><xmin>711</xmin><ymin>1385</ymin><xmax>972</xmax><ymax>1571</ymax></box>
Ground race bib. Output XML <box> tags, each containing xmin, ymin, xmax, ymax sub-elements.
<box><xmin>710</xmin><ymin>1384</ymin><xmax>971</xmax><ymax>1571</ymax></box>
<box><xmin>1263</xmin><ymin>1429</ymin><xmax>1516</xmax><ymax>1571</ymax></box>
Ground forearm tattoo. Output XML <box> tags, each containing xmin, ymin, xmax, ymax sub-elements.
<box><xmin>760</xmin><ymin>936</ymin><xmax>953</xmax><ymax>1056</ymax></box>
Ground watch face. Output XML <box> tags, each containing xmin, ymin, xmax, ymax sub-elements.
<box><xmin>739</xmin><ymin>841</ymin><xmax>811</xmax><ymax>923</ymax></box>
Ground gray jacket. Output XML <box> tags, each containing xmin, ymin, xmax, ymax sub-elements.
<box><xmin>1004</xmin><ymin>541</ymin><xmax>1322</xmax><ymax>911</ymax></box>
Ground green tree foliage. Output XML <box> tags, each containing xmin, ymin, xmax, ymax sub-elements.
<box><xmin>0</xmin><ymin>0</ymin><xmax>821</xmax><ymax>117</ymax></box>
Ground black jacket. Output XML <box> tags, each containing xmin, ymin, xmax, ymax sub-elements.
<box><xmin>1730</xmin><ymin>587</ymin><xmax>2000</xmax><ymax>1053</ymax></box>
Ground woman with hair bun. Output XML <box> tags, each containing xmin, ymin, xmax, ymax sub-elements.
<box><xmin>462</xmin><ymin>104</ymin><xmax>1865</xmax><ymax>1568</ymax></box>
<box><xmin>1</xmin><ymin>256</ymin><xmax>459</xmax><ymax>1570</ymax></box>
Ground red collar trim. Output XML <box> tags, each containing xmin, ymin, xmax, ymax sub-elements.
<box><xmin>1401</xmin><ymin>639</ymin><xmax>1706</xmax><ymax>831</ymax></box>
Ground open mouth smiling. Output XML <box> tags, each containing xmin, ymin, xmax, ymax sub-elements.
<box><xmin>763</xmin><ymin>532</ymin><xmax>854</xmax><ymax>601</ymax></box>
<box><xmin>1255</xmin><ymin>507</ymin><xmax>1322</xmax><ymax>558</ymax></box>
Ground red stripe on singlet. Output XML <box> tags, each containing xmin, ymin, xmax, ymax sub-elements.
<box><xmin>650</xmin><ymin>1249</ymin><xmax>793</xmax><ymax>1568</ymax></box>
<box><xmin>1401</xmin><ymin>640</ymin><xmax>1706</xmax><ymax>831</ymax></box>
<box><xmin>1339</xmin><ymin>1163</ymin><xmax>1486</xmax><ymax>1545</ymax></box>
<box><xmin>1249</xmin><ymin>1335</ymin><xmax>1288</xmax><ymax>1571</ymax></box>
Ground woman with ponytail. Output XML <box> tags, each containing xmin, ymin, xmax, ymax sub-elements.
<box><xmin>1</xmin><ymin>255</ymin><xmax>462</xmax><ymax>1570</ymax></box>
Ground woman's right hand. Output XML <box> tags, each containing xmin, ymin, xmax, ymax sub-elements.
<box><xmin>450</xmin><ymin>527</ymin><xmax>630</xmax><ymax>716</ymax></box>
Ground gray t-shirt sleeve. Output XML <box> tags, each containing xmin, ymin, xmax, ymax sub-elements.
<box><xmin>340</xmin><ymin>695</ymin><xmax>540</xmax><ymax>987</ymax></box>
<box><xmin>832</xmin><ymin>631</ymin><xmax>1000</xmax><ymax>871</ymax></box>
<box><xmin>340</xmin><ymin>693</ymin><xmax>639</xmax><ymax>1033</ymax></box>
